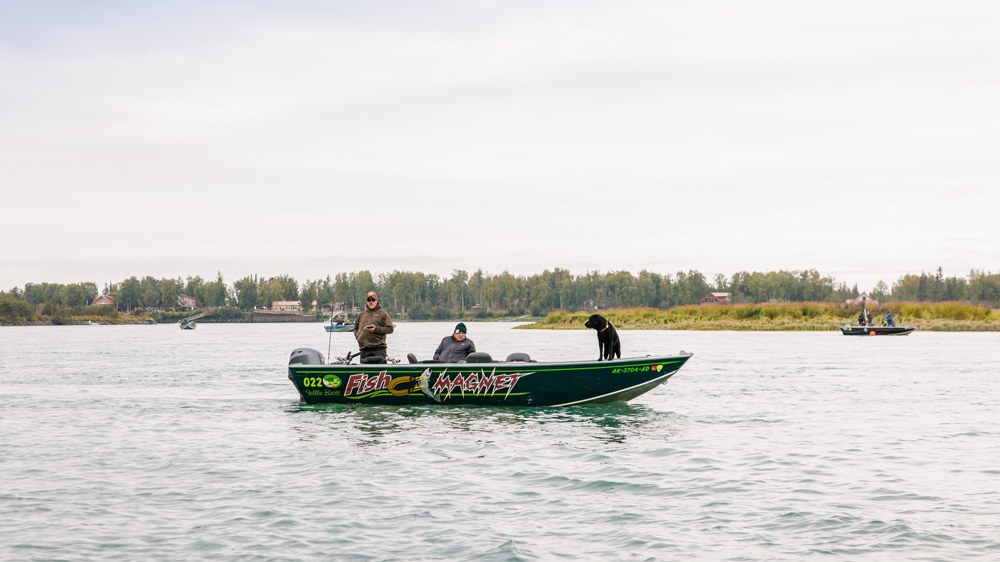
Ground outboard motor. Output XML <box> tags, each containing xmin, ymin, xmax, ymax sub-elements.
<box><xmin>289</xmin><ymin>348</ymin><xmax>325</xmax><ymax>366</ymax></box>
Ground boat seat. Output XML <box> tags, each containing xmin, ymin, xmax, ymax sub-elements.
<box><xmin>466</xmin><ymin>352</ymin><xmax>493</xmax><ymax>363</ymax></box>
<box><xmin>407</xmin><ymin>353</ymin><xmax>418</xmax><ymax>364</ymax></box>
<box><xmin>505</xmin><ymin>352</ymin><xmax>532</xmax><ymax>362</ymax></box>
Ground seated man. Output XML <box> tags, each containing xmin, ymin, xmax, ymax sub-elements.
<box><xmin>858</xmin><ymin>311</ymin><xmax>866</xmax><ymax>326</ymax></box>
<box><xmin>433</xmin><ymin>323</ymin><xmax>476</xmax><ymax>363</ymax></box>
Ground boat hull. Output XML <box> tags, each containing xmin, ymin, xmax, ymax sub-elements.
<box><xmin>324</xmin><ymin>325</ymin><xmax>353</xmax><ymax>333</ymax></box>
<box><xmin>180</xmin><ymin>324</ymin><xmax>196</xmax><ymax>330</ymax></box>
<box><xmin>841</xmin><ymin>326</ymin><xmax>914</xmax><ymax>336</ymax></box>
<box><xmin>288</xmin><ymin>354</ymin><xmax>692</xmax><ymax>407</ymax></box>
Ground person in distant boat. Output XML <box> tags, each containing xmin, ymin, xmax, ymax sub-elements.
<box><xmin>858</xmin><ymin>311</ymin><xmax>866</xmax><ymax>326</ymax></box>
<box><xmin>333</xmin><ymin>313</ymin><xmax>346</xmax><ymax>326</ymax></box>
<box><xmin>866</xmin><ymin>310</ymin><xmax>874</xmax><ymax>326</ymax></box>
<box><xmin>433</xmin><ymin>323</ymin><xmax>476</xmax><ymax>363</ymax></box>
<box><xmin>885</xmin><ymin>312</ymin><xmax>894</xmax><ymax>327</ymax></box>
<box><xmin>353</xmin><ymin>291</ymin><xmax>394</xmax><ymax>363</ymax></box>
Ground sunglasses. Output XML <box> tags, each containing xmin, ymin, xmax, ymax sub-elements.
<box><xmin>366</xmin><ymin>297</ymin><xmax>376</xmax><ymax>302</ymax></box>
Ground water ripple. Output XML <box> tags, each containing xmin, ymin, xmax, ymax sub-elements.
<box><xmin>1</xmin><ymin>325</ymin><xmax>999</xmax><ymax>560</ymax></box>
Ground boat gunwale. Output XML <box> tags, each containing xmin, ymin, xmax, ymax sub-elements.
<box><xmin>289</xmin><ymin>353</ymin><xmax>693</xmax><ymax>372</ymax></box>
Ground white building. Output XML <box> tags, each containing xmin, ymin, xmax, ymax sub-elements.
<box><xmin>272</xmin><ymin>301</ymin><xmax>301</xmax><ymax>312</ymax></box>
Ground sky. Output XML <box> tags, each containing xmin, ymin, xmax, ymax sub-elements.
<box><xmin>2</xmin><ymin>0</ymin><xmax>999</xmax><ymax>291</ymax></box>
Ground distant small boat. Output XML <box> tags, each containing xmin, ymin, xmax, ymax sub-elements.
<box><xmin>841</xmin><ymin>325</ymin><xmax>914</xmax><ymax>336</ymax></box>
<box><xmin>180</xmin><ymin>311</ymin><xmax>207</xmax><ymax>330</ymax></box>
<box><xmin>325</xmin><ymin>314</ymin><xmax>352</xmax><ymax>333</ymax></box>
<box><xmin>843</xmin><ymin>297</ymin><xmax>912</xmax><ymax>335</ymax></box>
<box><xmin>83</xmin><ymin>320</ymin><xmax>99</xmax><ymax>326</ymax></box>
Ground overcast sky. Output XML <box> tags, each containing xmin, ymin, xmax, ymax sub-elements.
<box><xmin>2</xmin><ymin>0</ymin><xmax>999</xmax><ymax>291</ymax></box>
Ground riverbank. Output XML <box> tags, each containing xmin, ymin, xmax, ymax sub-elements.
<box><xmin>518</xmin><ymin>302</ymin><xmax>1000</xmax><ymax>331</ymax></box>
<box><xmin>1</xmin><ymin>315</ymin><xmax>155</xmax><ymax>327</ymax></box>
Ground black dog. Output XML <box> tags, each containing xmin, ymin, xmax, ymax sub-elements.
<box><xmin>584</xmin><ymin>314</ymin><xmax>621</xmax><ymax>361</ymax></box>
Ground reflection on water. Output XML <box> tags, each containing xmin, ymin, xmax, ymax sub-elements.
<box><xmin>285</xmin><ymin>401</ymin><xmax>680</xmax><ymax>447</ymax></box>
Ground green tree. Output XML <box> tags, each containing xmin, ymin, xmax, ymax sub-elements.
<box><xmin>185</xmin><ymin>276</ymin><xmax>205</xmax><ymax>305</ymax></box>
<box><xmin>119</xmin><ymin>277</ymin><xmax>141</xmax><ymax>311</ymax></box>
<box><xmin>62</xmin><ymin>284</ymin><xmax>88</xmax><ymax>307</ymax></box>
<box><xmin>140</xmin><ymin>276</ymin><xmax>160</xmax><ymax>308</ymax></box>
<box><xmin>299</xmin><ymin>280</ymin><xmax>318</xmax><ymax>312</ymax></box>
<box><xmin>232</xmin><ymin>275</ymin><xmax>258</xmax><ymax>310</ymax></box>
<box><xmin>199</xmin><ymin>272</ymin><xmax>228</xmax><ymax>307</ymax></box>
<box><xmin>160</xmin><ymin>278</ymin><xmax>182</xmax><ymax>309</ymax></box>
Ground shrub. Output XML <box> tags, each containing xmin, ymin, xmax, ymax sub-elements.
<box><xmin>0</xmin><ymin>299</ymin><xmax>35</xmax><ymax>322</ymax></box>
<box><xmin>407</xmin><ymin>301</ymin><xmax>431</xmax><ymax>320</ymax></box>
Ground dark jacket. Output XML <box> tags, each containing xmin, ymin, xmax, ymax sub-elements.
<box><xmin>354</xmin><ymin>304</ymin><xmax>394</xmax><ymax>349</ymax></box>
<box><xmin>433</xmin><ymin>335</ymin><xmax>476</xmax><ymax>363</ymax></box>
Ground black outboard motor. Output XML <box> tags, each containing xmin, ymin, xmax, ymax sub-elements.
<box><xmin>289</xmin><ymin>348</ymin><xmax>325</xmax><ymax>365</ymax></box>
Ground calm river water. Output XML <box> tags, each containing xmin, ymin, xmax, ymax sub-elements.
<box><xmin>1</xmin><ymin>323</ymin><xmax>998</xmax><ymax>561</ymax></box>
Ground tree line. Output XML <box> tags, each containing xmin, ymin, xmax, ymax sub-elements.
<box><xmin>3</xmin><ymin>268</ymin><xmax>1000</xmax><ymax>318</ymax></box>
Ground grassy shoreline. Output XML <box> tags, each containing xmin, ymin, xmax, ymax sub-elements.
<box><xmin>518</xmin><ymin>302</ymin><xmax>1000</xmax><ymax>332</ymax></box>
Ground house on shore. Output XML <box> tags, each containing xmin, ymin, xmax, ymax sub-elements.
<box><xmin>93</xmin><ymin>295</ymin><xmax>115</xmax><ymax>307</ymax></box>
<box><xmin>845</xmin><ymin>292</ymin><xmax>878</xmax><ymax>306</ymax></box>
<box><xmin>178</xmin><ymin>294</ymin><xmax>197</xmax><ymax>310</ymax></box>
<box><xmin>700</xmin><ymin>292</ymin><xmax>731</xmax><ymax>305</ymax></box>
<box><xmin>272</xmin><ymin>301</ymin><xmax>301</xmax><ymax>312</ymax></box>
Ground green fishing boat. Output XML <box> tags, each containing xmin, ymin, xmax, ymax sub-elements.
<box><xmin>179</xmin><ymin>312</ymin><xmax>208</xmax><ymax>330</ymax></box>
<box><xmin>287</xmin><ymin>349</ymin><xmax>693</xmax><ymax>406</ymax></box>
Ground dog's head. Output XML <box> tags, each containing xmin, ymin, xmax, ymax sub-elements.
<box><xmin>584</xmin><ymin>314</ymin><xmax>607</xmax><ymax>331</ymax></box>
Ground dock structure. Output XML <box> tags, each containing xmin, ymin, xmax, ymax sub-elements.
<box><xmin>252</xmin><ymin>311</ymin><xmax>318</xmax><ymax>323</ymax></box>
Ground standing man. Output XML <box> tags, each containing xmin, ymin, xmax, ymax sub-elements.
<box><xmin>354</xmin><ymin>291</ymin><xmax>394</xmax><ymax>363</ymax></box>
<box><xmin>886</xmin><ymin>311</ymin><xmax>894</xmax><ymax>327</ymax></box>
<box><xmin>433</xmin><ymin>323</ymin><xmax>476</xmax><ymax>363</ymax></box>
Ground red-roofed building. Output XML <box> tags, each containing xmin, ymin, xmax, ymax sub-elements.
<box><xmin>700</xmin><ymin>292</ymin><xmax>731</xmax><ymax>305</ymax></box>
<box><xmin>845</xmin><ymin>292</ymin><xmax>878</xmax><ymax>306</ymax></box>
